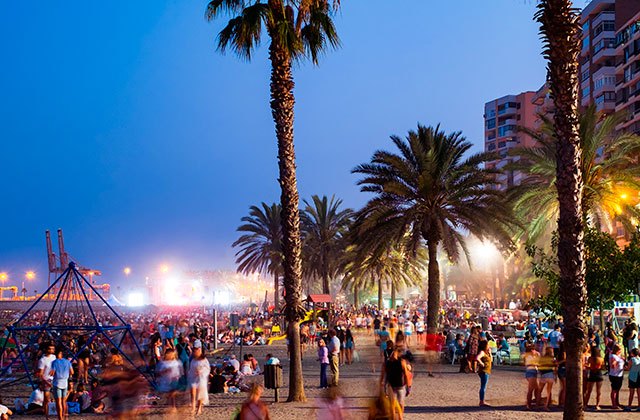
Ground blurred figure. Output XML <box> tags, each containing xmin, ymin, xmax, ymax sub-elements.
<box><xmin>187</xmin><ymin>346</ymin><xmax>210</xmax><ymax>415</ymax></box>
<box><xmin>239</xmin><ymin>384</ymin><xmax>270</xmax><ymax>420</ymax></box>
<box><xmin>379</xmin><ymin>346</ymin><xmax>411</xmax><ymax>419</ymax></box>
<box><xmin>156</xmin><ymin>348</ymin><xmax>183</xmax><ymax>412</ymax></box>
<box><xmin>317</xmin><ymin>387</ymin><xmax>344</xmax><ymax>420</ymax></box>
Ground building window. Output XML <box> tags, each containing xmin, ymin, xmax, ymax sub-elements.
<box><xmin>487</xmin><ymin>131</ymin><xmax>496</xmax><ymax>141</ymax></box>
<box><xmin>594</xmin><ymin>75</ymin><xmax>616</xmax><ymax>90</ymax></box>
<box><xmin>582</xmin><ymin>35</ymin><xmax>590</xmax><ymax>50</ymax></box>
<box><xmin>487</xmin><ymin>109</ymin><xmax>496</xmax><ymax>118</ymax></box>
<box><xmin>498</xmin><ymin>125</ymin><xmax>515</xmax><ymax>137</ymax></box>
<box><xmin>582</xmin><ymin>85</ymin><xmax>590</xmax><ymax>97</ymax></box>
<box><xmin>487</xmin><ymin>143</ymin><xmax>496</xmax><ymax>151</ymax></box>
<box><xmin>581</xmin><ymin>69</ymin><xmax>590</xmax><ymax>82</ymax></box>
<box><xmin>498</xmin><ymin>141</ymin><xmax>506</xmax><ymax>148</ymax></box>
<box><xmin>593</xmin><ymin>21</ymin><xmax>615</xmax><ymax>37</ymax></box>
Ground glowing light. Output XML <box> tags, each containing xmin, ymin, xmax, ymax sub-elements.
<box><xmin>87</xmin><ymin>271</ymin><xmax>94</xmax><ymax>276</ymax></box>
<box><xmin>127</xmin><ymin>292</ymin><xmax>144</xmax><ymax>307</ymax></box>
<box><xmin>214</xmin><ymin>291</ymin><xmax>231</xmax><ymax>306</ymax></box>
<box><xmin>160</xmin><ymin>264</ymin><xmax>170</xmax><ymax>273</ymax></box>
<box><xmin>123</xmin><ymin>267</ymin><xmax>131</xmax><ymax>276</ymax></box>
<box><xmin>0</xmin><ymin>273</ymin><xmax>7</xmax><ymax>282</ymax></box>
<box><xmin>25</xmin><ymin>271</ymin><xmax>35</xmax><ymax>280</ymax></box>
<box><xmin>621</xmin><ymin>193</ymin><xmax>628</xmax><ymax>200</ymax></box>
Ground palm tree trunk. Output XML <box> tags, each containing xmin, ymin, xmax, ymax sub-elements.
<box><xmin>377</xmin><ymin>275</ymin><xmax>383</xmax><ymax>310</ymax></box>
<box><xmin>390</xmin><ymin>283</ymin><xmax>396</xmax><ymax>309</ymax></box>
<box><xmin>274</xmin><ymin>272</ymin><xmax>279</xmax><ymax>311</ymax></box>
<box><xmin>426</xmin><ymin>234</ymin><xmax>440</xmax><ymax>334</ymax></box>
<box><xmin>322</xmin><ymin>272</ymin><xmax>330</xmax><ymax>295</ymax></box>
<box><xmin>268</xmin><ymin>40</ymin><xmax>305</xmax><ymax>402</ymax></box>
<box><xmin>538</xmin><ymin>2</ymin><xmax>587</xmax><ymax>418</ymax></box>
<box><xmin>353</xmin><ymin>284</ymin><xmax>359</xmax><ymax>308</ymax></box>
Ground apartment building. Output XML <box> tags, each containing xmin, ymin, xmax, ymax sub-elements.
<box><xmin>614</xmin><ymin>3</ymin><xmax>640</xmax><ymax>134</ymax></box>
<box><xmin>580</xmin><ymin>0</ymin><xmax>617</xmax><ymax>112</ymax></box>
<box><xmin>483</xmin><ymin>92</ymin><xmax>537</xmax><ymax>189</ymax></box>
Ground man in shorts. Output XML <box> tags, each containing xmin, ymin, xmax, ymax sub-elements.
<box><xmin>37</xmin><ymin>343</ymin><xmax>56</xmax><ymax>420</ymax></box>
<box><xmin>50</xmin><ymin>348</ymin><xmax>73</xmax><ymax>420</ymax></box>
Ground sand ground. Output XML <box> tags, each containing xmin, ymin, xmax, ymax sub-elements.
<box><xmin>12</xmin><ymin>332</ymin><xmax>639</xmax><ymax>419</ymax></box>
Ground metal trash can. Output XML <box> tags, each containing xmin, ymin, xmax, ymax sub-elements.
<box><xmin>264</xmin><ymin>364</ymin><xmax>283</xmax><ymax>402</ymax></box>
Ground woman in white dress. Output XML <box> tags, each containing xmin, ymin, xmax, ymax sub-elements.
<box><xmin>187</xmin><ymin>347</ymin><xmax>210</xmax><ymax>415</ymax></box>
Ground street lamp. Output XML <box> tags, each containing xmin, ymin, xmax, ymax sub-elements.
<box><xmin>23</xmin><ymin>271</ymin><xmax>35</xmax><ymax>300</ymax></box>
<box><xmin>124</xmin><ymin>267</ymin><xmax>131</xmax><ymax>276</ymax></box>
<box><xmin>0</xmin><ymin>272</ymin><xmax>7</xmax><ymax>284</ymax></box>
<box><xmin>160</xmin><ymin>264</ymin><xmax>170</xmax><ymax>274</ymax></box>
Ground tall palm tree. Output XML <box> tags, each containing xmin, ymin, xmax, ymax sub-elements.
<box><xmin>536</xmin><ymin>1</ymin><xmax>586</xmax><ymax>418</ymax></box>
<box><xmin>510</xmin><ymin>106</ymin><xmax>640</xmax><ymax>242</ymax></box>
<box><xmin>301</xmin><ymin>195</ymin><xmax>353</xmax><ymax>295</ymax></box>
<box><xmin>341</xmin><ymin>243</ymin><xmax>425</xmax><ymax>310</ymax></box>
<box><xmin>206</xmin><ymin>0</ymin><xmax>341</xmax><ymax>402</ymax></box>
<box><xmin>353</xmin><ymin>124</ymin><xmax>514</xmax><ymax>333</ymax></box>
<box><xmin>232</xmin><ymin>203</ymin><xmax>283</xmax><ymax>309</ymax></box>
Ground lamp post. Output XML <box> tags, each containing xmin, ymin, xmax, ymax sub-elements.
<box><xmin>24</xmin><ymin>271</ymin><xmax>35</xmax><ymax>300</ymax></box>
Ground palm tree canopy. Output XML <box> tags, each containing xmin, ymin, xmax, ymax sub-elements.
<box><xmin>205</xmin><ymin>0</ymin><xmax>340</xmax><ymax>63</ymax></box>
<box><xmin>341</xmin><ymin>243</ymin><xmax>426</xmax><ymax>295</ymax></box>
<box><xmin>509</xmin><ymin>105</ymin><xmax>640</xmax><ymax>241</ymax></box>
<box><xmin>301</xmin><ymin>195</ymin><xmax>353</xmax><ymax>283</ymax></box>
<box><xmin>232</xmin><ymin>202</ymin><xmax>283</xmax><ymax>277</ymax></box>
<box><xmin>352</xmin><ymin>124</ymin><xmax>515</xmax><ymax>265</ymax></box>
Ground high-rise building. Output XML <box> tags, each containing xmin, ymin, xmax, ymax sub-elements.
<box><xmin>580</xmin><ymin>0</ymin><xmax>617</xmax><ymax>112</ymax></box>
<box><xmin>483</xmin><ymin>92</ymin><xmax>537</xmax><ymax>189</ymax></box>
<box><xmin>614</xmin><ymin>2</ymin><xmax>640</xmax><ymax>134</ymax></box>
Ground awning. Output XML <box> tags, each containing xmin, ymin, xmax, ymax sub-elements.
<box><xmin>306</xmin><ymin>294</ymin><xmax>332</xmax><ymax>303</ymax></box>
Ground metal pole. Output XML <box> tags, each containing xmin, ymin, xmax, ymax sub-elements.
<box><xmin>213</xmin><ymin>309</ymin><xmax>218</xmax><ymax>350</ymax></box>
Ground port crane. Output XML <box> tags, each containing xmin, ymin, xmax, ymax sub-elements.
<box><xmin>45</xmin><ymin>229</ymin><xmax>110</xmax><ymax>299</ymax></box>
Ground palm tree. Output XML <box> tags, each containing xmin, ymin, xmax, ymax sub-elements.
<box><xmin>232</xmin><ymin>203</ymin><xmax>283</xmax><ymax>309</ymax></box>
<box><xmin>510</xmin><ymin>106</ymin><xmax>640</xmax><ymax>242</ymax></box>
<box><xmin>341</xmin><ymin>243</ymin><xmax>425</xmax><ymax>310</ymax></box>
<box><xmin>536</xmin><ymin>1</ymin><xmax>587</xmax><ymax>418</ymax></box>
<box><xmin>352</xmin><ymin>124</ymin><xmax>514</xmax><ymax>334</ymax></box>
<box><xmin>206</xmin><ymin>0</ymin><xmax>341</xmax><ymax>402</ymax></box>
<box><xmin>301</xmin><ymin>195</ymin><xmax>353</xmax><ymax>295</ymax></box>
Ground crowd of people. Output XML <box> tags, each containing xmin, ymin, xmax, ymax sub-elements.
<box><xmin>0</xmin><ymin>300</ymin><xmax>638</xmax><ymax>418</ymax></box>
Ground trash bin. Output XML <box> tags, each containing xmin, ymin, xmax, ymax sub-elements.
<box><xmin>264</xmin><ymin>364</ymin><xmax>283</xmax><ymax>402</ymax></box>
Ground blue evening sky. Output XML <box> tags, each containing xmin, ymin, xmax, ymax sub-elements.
<box><xmin>0</xmin><ymin>0</ymin><xmax>590</xmax><ymax>289</ymax></box>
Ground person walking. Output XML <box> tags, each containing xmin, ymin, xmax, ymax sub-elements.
<box><xmin>187</xmin><ymin>346</ymin><xmax>210</xmax><ymax>415</ymax></box>
<box><xmin>328</xmin><ymin>329</ymin><xmax>341</xmax><ymax>386</ymax></box>
<box><xmin>609</xmin><ymin>344</ymin><xmax>625</xmax><ymax>410</ymax></box>
<box><xmin>584</xmin><ymin>347</ymin><xmax>604</xmax><ymax>410</ymax></box>
<box><xmin>239</xmin><ymin>384</ymin><xmax>270</xmax><ymax>420</ymax></box>
<box><xmin>522</xmin><ymin>342</ymin><xmax>540</xmax><ymax>410</ymax></box>
<box><xmin>475</xmin><ymin>340</ymin><xmax>491</xmax><ymax>407</ymax></box>
<box><xmin>624</xmin><ymin>347</ymin><xmax>640</xmax><ymax>411</ymax></box>
<box><xmin>344</xmin><ymin>329</ymin><xmax>355</xmax><ymax>365</ymax></box>
<box><xmin>156</xmin><ymin>348</ymin><xmax>183</xmax><ymax>412</ymax></box>
<box><xmin>537</xmin><ymin>346</ymin><xmax>556</xmax><ymax>410</ymax></box>
<box><xmin>379</xmin><ymin>346</ymin><xmax>412</xmax><ymax>419</ymax></box>
<box><xmin>556</xmin><ymin>342</ymin><xmax>567</xmax><ymax>408</ymax></box>
<box><xmin>49</xmin><ymin>348</ymin><xmax>73</xmax><ymax>420</ymax></box>
<box><xmin>317</xmin><ymin>339</ymin><xmax>330</xmax><ymax>389</ymax></box>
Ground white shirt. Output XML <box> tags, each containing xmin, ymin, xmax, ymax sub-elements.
<box><xmin>328</xmin><ymin>336</ymin><xmax>341</xmax><ymax>355</ymax></box>
<box><xmin>0</xmin><ymin>405</ymin><xmax>9</xmax><ymax>415</ymax></box>
<box><xmin>229</xmin><ymin>358</ymin><xmax>240</xmax><ymax>372</ymax></box>
<box><xmin>28</xmin><ymin>389</ymin><xmax>44</xmax><ymax>406</ymax></box>
<box><xmin>37</xmin><ymin>354</ymin><xmax>56</xmax><ymax>381</ymax></box>
<box><xmin>609</xmin><ymin>354</ymin><xmax>625</xmax><ymax>377</ymax></box>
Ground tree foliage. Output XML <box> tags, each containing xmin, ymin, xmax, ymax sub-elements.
<box><xmin>300</xmin><ymin>195</ymin><xmax>353</xmax><ymax>294</ymax></box>
<box><xmin>509</xmin><ymin>105</ymin><xmax>640</xmax><ymax>243</ymax></box>
<box><xmin>528</xmin><ymin>228</ymin><xmax>639</xmax><ymax>313</ymax></box>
